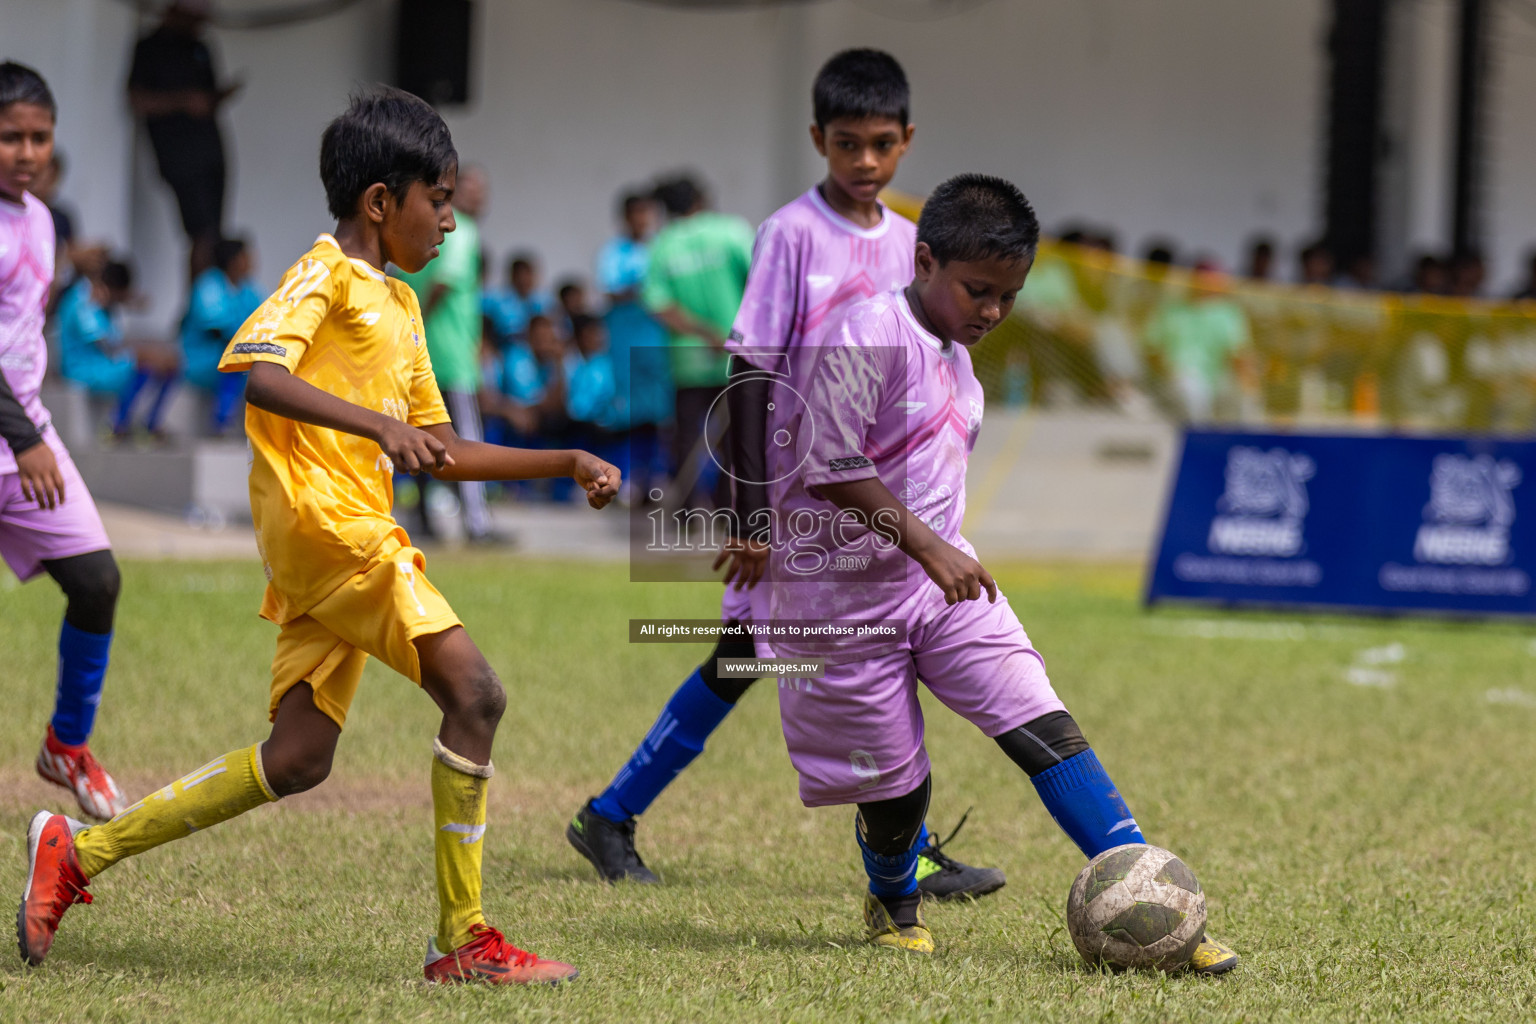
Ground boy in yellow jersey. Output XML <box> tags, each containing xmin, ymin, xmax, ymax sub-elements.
<box><xmin>17</xmin><ymin>88</ymin><xmax>617</xmax><ymax>985</ymax></box>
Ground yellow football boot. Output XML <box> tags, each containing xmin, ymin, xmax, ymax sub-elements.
<box><xmin>863</xmin><ymin>892</ymin><xmax>934</xmax><ymax>954</ymax></box>
<box><xmin>1188</xmin><ymin>934</ymin><xmax>1240</xmax><ymax>975</ymax></box>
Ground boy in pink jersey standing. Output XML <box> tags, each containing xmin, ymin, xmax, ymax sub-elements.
<box><xmin>779</xmin><ymin>173</ymin><xmax>1238</xmax><ymax>971</ymax></box>
<box><xmin>568</xmin><ymin>50</ymin><xmax>1002</xmax><ymax>899</ymax></box>
<box><xmin>0</xmin><ymin>63</ymin><xmax>129</xmax><ymax>822</ymax></box>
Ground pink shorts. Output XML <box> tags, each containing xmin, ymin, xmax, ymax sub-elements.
<box><xmin>776</xmin><ymin>589</ymin><xmax>1065</xmax><ymax>807</ymax></box>
<box><xmin>0</xmin><ymin>442</ymin><xmax>112</xmax><ymax>582</ymax></box>
<box><xmin>720</xmin><ymin>581</ymin><xmax>769</xmax><ymax>624</ymax></box>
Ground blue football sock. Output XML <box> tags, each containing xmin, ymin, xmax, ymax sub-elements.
<box><xmin>591</xmin><ymin>669</ymin><xmax>734</xmax><ymax>823</ymax></box>
<box><xmin>1031</xmin><ymin>749</ymin><xmax>1145</xmax><ymax>859</ymax></box>
<box><xmin>51</xmin><ymin>620</ymin><xmax>112</xmax><ymax>746</ymax></box>
<box><xmin>858</xmin><ymin>821</ymin><xmax>927</xmax><ymax>899</ymax></box>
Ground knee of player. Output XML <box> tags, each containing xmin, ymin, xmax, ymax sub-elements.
<box><xmin>263</xmin><ymin>749</ymin><xmax>333</xmax><ymax>797</ymax></box>
<box><xmin>51</xmin><ymin>550</ymin><xmax>121</xmax><ymax>630</ymax></box>
<box><xmin>996</xmin><ymin>710</ymin><xmax>1091</xmax><ymax>777</ymax></box>
<box><xmin>451</xmin><ymin>665</ymin><xmax>506</xmax><ymax>727</ymax></box>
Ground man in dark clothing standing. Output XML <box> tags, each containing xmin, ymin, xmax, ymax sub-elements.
<box><xmin>127</xmin><ymin>0</ymin><xmax>238</xmax><ymax>278</ymax></box>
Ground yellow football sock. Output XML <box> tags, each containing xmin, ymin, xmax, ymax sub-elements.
<box><xmin>74</xmin><ymin>744</ymin><xmax>278</xmax><ymax>879</ymax></box>
<box><xmin>432</xmin><ymin>737</ymin><xmax>492</xmax><ymax>951</ymax></box>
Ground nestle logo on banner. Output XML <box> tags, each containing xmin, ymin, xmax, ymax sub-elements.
<box><xmin>1206</xmin><ymin>447</ymin><xmax>1315</xmax><ymax>557</ymax></box>
<box><xmin>1413</xmin><ymin>454</ymin><xmax>1522</xmax><ymax>566</ymax></box>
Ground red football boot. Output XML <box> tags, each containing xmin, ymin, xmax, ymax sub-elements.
<box><xmin>423</xmin><ymin>923</ymin><xmax>579</xmax><ymax>985</ymax></box>
<box><xmin>36</xmin><ymin>726</ymin><xmax>129</xmax><ymax>821</ymax></box>
<box><xmin>16</xmin><ymin>811</ymin><xmax>92</xmax><ymax>966</ymax></box>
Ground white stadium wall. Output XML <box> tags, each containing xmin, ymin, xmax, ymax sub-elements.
<box><xmin>4</xmin><ymin>0</ymin><xmax>1535</xmax><ymax>327</ymax></box>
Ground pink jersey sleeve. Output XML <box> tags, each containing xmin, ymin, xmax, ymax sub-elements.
<box><xmin>800</xmin><ymin>304</ymin><xmax>901</xmax><ymax>491</ymax></box>
<box><xmin>726</xmin><ymin>217</ymin><xmax>802</xmax><ymax>370</ymax></box>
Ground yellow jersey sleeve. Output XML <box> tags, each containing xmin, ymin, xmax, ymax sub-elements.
<box><xmin>401</xmin><ymin>285</ymin><xmax>451</xmax><ymax>428</ymax></box>
<box><xmin>220</xmin><ymin>255</ymin><xmax>336</xmax><ymax>373</ymax></box>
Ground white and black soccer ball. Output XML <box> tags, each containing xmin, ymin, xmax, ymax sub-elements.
<box><xmin>1065</xmin><ymin>844</ymin><xmax>1206</xmax><ymax>971</ymax></box>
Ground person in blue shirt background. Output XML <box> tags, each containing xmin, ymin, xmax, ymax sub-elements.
<box><xmin>566</xmin><ymin>313</ymin><xmax>624</xmax><ymax>472</ymax></box>
<box><xmin>482</xmin><ymin>252</ymin><xmax>553</xmax><ymax>352</ymax></box>
<box><xmin>179</xmin><ymin>235</ymin><xmax>261</xmax><ymax>435</ymax></box>
<box><xmin>57</xmin><ymin>259</ymin><xmax>178</xmax><ymax>440</ymax></box>
<box><xmin>596</xmin><ymin>190</ymin><xmax>671</xmax><ymax>503</ymax></box>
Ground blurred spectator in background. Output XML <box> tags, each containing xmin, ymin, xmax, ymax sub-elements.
<box><xmin>1335</xmin><ymin>253</ymin><xmax>1376</xmax><ymax>291</ymax></box>
<box><xmin>1144</xmin><ymin>261</ymin><xmax>1250</xmax><ymax>422</ymax></box>
<box><xmin>1298</xmin><ymin>241</ymin><xmax>1334</xmax><ymax>286</ymax></box>
<box><xmin>483</xmin><ymin>251</ymin><xmax>551</xmax><ymax>352</ymax></box>
<box><xmin>127</xmin><ymin>0</ymin><xmax>240</xmax><ymax>279</ymax></box>
<box><xmin>58</xmin><ymin>259</ymin><xmax>178</xmax><ymax>439</ymax></box>
<box><xmin>1017</xmin><ymin>244</ymin><xmax>1105</xmax><ymax>406</ymax></box>
<box><xmin>1406</xmin><ymin>253</ymin><xmax>1447</xmax><ymax>295</ymax></box>
<box><xmin>1142</xmin><ymin>240</ymin><xmax>1177</xmax><ymax>267</ymax></box>
<box><xmin>643</xmin><ymin>173</ymin><xmax>753</xmax><ymax>510</ymax></box>
<box><xmin>496</xmin><ymin>314</ymin><xmax>569</xmax><ymax>442</ymax></box>
<box><xmin>1245</xmin><ymin>237</ymin><xmax>1275</xmax><ymax>282</ymax></box>
<box><xmin>32</xmin><ymin>152</ymin><xmax>106</xmax><ymax>310</ymax></box>
<box><xmin>179</xmin><ymin>235</ymin><xmax>260</xmax><ymax>435</ymax></box>
<box><xmin>555</xmin><ymin>278</ymin><xmax>588</xmax><ymax>338</ymax></box>
<box><xmin>597</xmin><ymin>189</ymin><xmax>670</xmax><ymax>501</ymax></box>
<box><xmin>566</xmin><ymin>313</ymin><xmax>624</xmax><ymax>470</ymax></box>
<box><xmin>1511</xmin><ymin>251</ymin><xmax>1536</xmax><ymax>301</ymax></box>
<box><xmin>1448</xmin><ymin>251</ymin><xmax>1485</xmax><ymax>298</ymax></box>
<box><xmin>396</xmin><ymin>164</ymin><xmax>496</xmax><ymax>543</ymax></box>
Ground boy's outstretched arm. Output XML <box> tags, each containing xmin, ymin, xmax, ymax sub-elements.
<box><xmin>246</xmin><ymin>361</ymin><xmax>453</xmax><ymax>474</ymax></box>
<box><xmin>245</xmin><ymin>363</ymin><xmax>619</xmax><ymax>507</ymax></box>
<box><xmin>815</xmin><ymin>476</ymin><xmax>996</xmax><ymax>605</ymax></box>
<box><xmin>422</xmin><ymin>423</ymin><xmax>620</xmax><ymax>509</ymax></box>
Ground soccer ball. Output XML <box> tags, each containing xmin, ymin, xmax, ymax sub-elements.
<box><xmin>1065</xmin><ymin>844</ymin><xmax>1206</xmax><ymax>971</ymax></box>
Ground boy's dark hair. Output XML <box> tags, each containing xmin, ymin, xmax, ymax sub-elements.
<box><xmin>917</xmin><ymin>174</ymin><xmax>1039</xmax><ymax>267</ymax></box>
<box><xmin>812</xmin><ymin>49</ymin><xmax>909</xmax><ymax>129</ymax></box>
<box><xmin>570</xmin><ymin>313</ymin><xmax>600</xmax><ymax>339</ymax></box>
<box><xmin>214</xmin><ymin>236</ymin><xmax>248</xmax><ymax>274</ymax></box>
<box><xmin>319</xmin><ymin>86</ymin><xmax>457</xmax><ymax>221</ymax></box>
<box><xmin>509</xmin><ymin>252</ymin><xmax>537</xmax><ymax>275</ymax></box>
<box><xmin>653</xmin><ymin>175</ymin><xmax>703</xmax><ymax>218</ymax></box>
<box><xmin>620</xmin><ymin>191</ymin><xmax>650</xmax><ymax>218</ymax></box>
<box><xmin>526</xmin><ymin>314</ymin><xmax>552</xmax><ymax>331</ymax></box>
<box><xmin>0</xmin><ymin>62</ymin><xmax>55</xmax><ymax>118</ymax></box>
<box><xmin>557</xmin><ymin>279</ymin><xmax>584</xmax><ymax>301</ymax></box>
<box><xmin>101</xmin><ymin>259</ymin><xmax>133</xmax><ymax>292</ymax></box>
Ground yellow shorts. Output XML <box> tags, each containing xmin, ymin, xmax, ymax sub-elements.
<box><xmin>269</xmin><ymin>537</ymin><xmax>462</xmax><ymax>729</ymax></box>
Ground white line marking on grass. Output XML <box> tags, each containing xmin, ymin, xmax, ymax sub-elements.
<box><xmin>1355</xmin><ymin>643</ymin><xmax>1406</xmax><ymax>666</ymax></box>
<box><xmin>1486</xmin><ymin>688</ymin><xmax>1536</xmax><ymax>708</ymax></box>
<box><xmin>1147</xmin><ymin>619</ymin><xmax>1307</xmax><ymax>641</ymax></box>
<box><xmin>1345</xmin><ymin>667</ymin><xmax>1398</xmax><ymax>688</ymax></box>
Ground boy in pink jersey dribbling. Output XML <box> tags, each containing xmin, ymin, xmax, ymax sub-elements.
<box><xmin>0</xmin><ymin>62</ymin><xmax>129</xmax><ymax>823</ymax></box>
<box><xmin>778</xmin><ymin>173</ymin><xmax>1238</xmax><ymax>971</ymax></box>
<box><xmin>568</xmin><ymin>50</ymin><xmax>1003</xmax><ymax>899</ymax></box>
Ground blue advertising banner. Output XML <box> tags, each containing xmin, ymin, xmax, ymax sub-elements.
<box><xmin>1147</xmin><ymin>429</ymin><xmax>1536</xmax><ymax>616</ymax></box>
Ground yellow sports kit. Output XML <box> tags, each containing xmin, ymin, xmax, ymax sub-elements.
<box><xmin>218</xmin><ymin>233</ymin><xmax>461</xmax><ymax>729</ymax></box>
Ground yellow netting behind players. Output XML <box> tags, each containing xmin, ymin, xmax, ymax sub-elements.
<box><xmin>882</xmin><ymin>190</ymin><xmax>1536</xmax><ymax>433</ymax></box>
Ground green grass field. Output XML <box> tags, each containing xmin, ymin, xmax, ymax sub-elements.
<box><xmin>3</xmin><ymin>557</ymin><xmax>1536</xmax><ymax>1022</ymax></box>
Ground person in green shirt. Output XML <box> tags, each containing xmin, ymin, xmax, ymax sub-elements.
<box><xmin>643</xmin><ymin>174</ymin><xmax>754</xmax><ymax>510</ymax></box>
<box><xmin>396</xmin><ymin>164</ymin><xmax>497</xmax><ymax>542</ymax></box>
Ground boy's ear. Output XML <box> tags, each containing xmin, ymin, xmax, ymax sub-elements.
<box><xmin>809</xmin><ymin>123</ymin><xmax>827</xmax><ymax>158</ymax></box>
<box><xmin>913</xmin><ymin>241</ymin><xmax>935</xmax><ymax>282</ymax></box>
<box><xmin>900</xmin><ymin>123</ymin><xmax>915</xmax><ymax>152</ymax></box>
<box><xmin>360</xmin><ymin>182</ymin><xmax>390</xmax><ymax>225</ymax></box>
